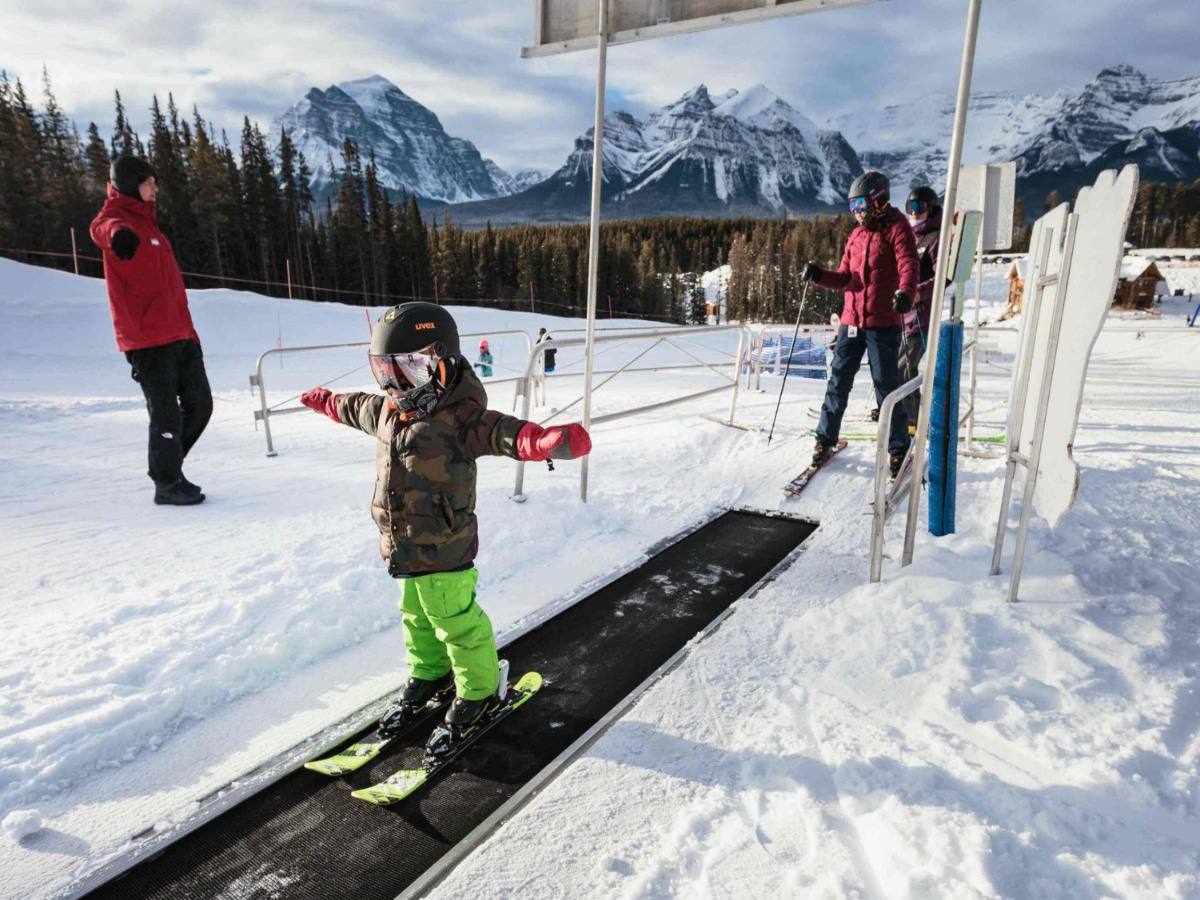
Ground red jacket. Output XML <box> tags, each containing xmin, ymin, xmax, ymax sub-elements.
<box><xmin>816</xmin><ymin>205</ymin><xmax>919</xmax><ymax>329</ymax></box>
<box><xmin>89</xmin><ymin>184</ymin><xmax>199</xmax><ymax>352</ymax></box>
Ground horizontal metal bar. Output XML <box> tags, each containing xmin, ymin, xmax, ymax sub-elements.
<box><xmin>1037</xmin><ymin>274</ymin><xmax>1059</xmax><ymax>288</ymax></box>
<box><xmin>589</xmin><ymin>383</ymin><xmax>735</xmax><ymax>426</ymax></box>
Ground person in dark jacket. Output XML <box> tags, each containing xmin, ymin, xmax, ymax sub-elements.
<box><xmin>901</xmin><ymin>186</ymin><xmax>942</xmax><ymax>427</ymax></box>
<box><xmin>300</xmin><ymin>303</ymin><xmax>591</xmax><ymax>754</ymax></box>
<box><xmin>802</xmin><ymin>171</ymin><xmax>919</xmax><ymax>477</ymax></box>
<box><xmin>537</xmin><ymin>328</ymin><xmax>556</xmax><ymax>373</ymax></box>
<box><xmin>90</xmin><ymin>156</ymin><xmax>212</xmax><ymax>506</ymax></box>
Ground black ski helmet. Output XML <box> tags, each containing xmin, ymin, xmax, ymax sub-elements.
<box><xmin>848</xmin><ymin>170</ymin><xmax>890</xmax><ymax>208</ymax></box>
<box><xmin>906</xmin><ymin>185</ymin><xmax>940</xmax><ymax>215</ymax></box>
<box><xmin>371</xmin><ymin>302</ymin><xmax>461</xmax><ymax>359</ymax></box>
<box><xmin>110</xmin><ymin>156</ymin><xmax>158</xmax><ymax>199</ymax></box>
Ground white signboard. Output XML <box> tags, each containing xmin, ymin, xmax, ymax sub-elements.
<box><xmin>522</xmin><ymin>0</ymin><xmax>883</xmax><ymax>57</ymax></box>
<box><xmin>957</xmin><ymin>162</ymin><xmax>1016</xmax><ymax>252</ymax></box>
<box><xmin>1017</xmin><ymin>165</ymin><xmax>1139</xmax><ymax>528</ymax></box>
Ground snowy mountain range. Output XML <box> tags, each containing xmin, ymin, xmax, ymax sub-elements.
<box><xmin>837</xmin><ymin>65</ymin><xmax>1200</xmax><ymax>202</ymax></box>
<box><xmin>270</xmin><ymin>76</ymin><xmax>544</xmax><ymax>204</ymax></box>
<box><xmin>274</xmin><ymin>65</ymin><xmax>1200</xmax><ymax>222</ymax></box>
<box><xmin>452</xmin><ymin>84</ymin><xmax>863</xmax><ymax>224</ymax></box>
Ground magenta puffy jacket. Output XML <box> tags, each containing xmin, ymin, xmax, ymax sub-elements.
<box><xmin>816</xmin><ymin>205</ymin><xmax>920</xmax><ymax>329</ymax></box>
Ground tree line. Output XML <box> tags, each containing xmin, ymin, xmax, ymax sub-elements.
<box><xmin>3</xmin><ymin>70</ymin><xmax>1199</xmax><ymax>327</ymax></box>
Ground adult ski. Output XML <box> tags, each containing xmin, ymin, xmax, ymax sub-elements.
<box><xmin>351</xmin><ymin>671</ymin><xmax>542</xmax><ymax>806</ymax></box>
<box><xmin>303</xmin><ymin>685</ymin><xmax>454</xmax><ymax>777</ymax></box>
<box><xmin>782</xmin><ymin>440</ymin><xmax>848</xmax><ymax>497</ymax></box>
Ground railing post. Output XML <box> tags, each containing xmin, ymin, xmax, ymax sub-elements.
<box><xmin>252</xmin><ymin>351</ymin><xmax>278</xmax><ymax>457</ymax></box>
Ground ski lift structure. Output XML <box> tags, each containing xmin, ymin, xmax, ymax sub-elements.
<box><xmin>521</xmin><ymin>0</ymin><xmax>986</xmax><ymax>580</ymax></box>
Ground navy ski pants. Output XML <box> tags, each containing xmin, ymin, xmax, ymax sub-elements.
<box><xmin>816</xmin><ymin>325</ymin><xmax>910</xmax><ymax>457</ymax></box>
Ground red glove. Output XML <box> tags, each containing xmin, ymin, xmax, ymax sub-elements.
<box><xmin>517</xmin><ymin>423</ymin><xmax>592</xmax><ymax>462</ymax></box>
<box><xmin>300</xmin><ymin>387</ymin><xmax>341</xmax><ymax>423</ymax></box>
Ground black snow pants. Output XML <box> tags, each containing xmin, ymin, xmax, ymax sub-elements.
<box><xmin>900</xmin><ymin>331</ymin><xmax>926</xmax><ymax>426</ymax></box>
<box><xmin>125</xmin><ymin>339</ymin><xmax>213</xmax><ymax>486</ymax></box>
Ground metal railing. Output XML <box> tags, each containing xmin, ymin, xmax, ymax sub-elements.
<box><xmin>869</xmin><ymin>335</ymin><xmax>977</xmax><ymax>583</ymax></box>
<box><xmin>249</xmin><ymin>330</ymin><xmax>534</xmax><ymax>456</ymax></box>
<box><xmin>510</xmin><ymin>323</ymin><xmax>751</xmax><ymax>501</ymax></box>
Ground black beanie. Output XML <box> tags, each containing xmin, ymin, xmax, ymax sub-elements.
<box><xmin>110</xmin><ymin>156</ymin><xmax>158</xmax><ymax>199</ymax></box>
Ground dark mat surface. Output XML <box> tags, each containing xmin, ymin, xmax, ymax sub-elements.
<box><xmin>87</xmin><ymin>511</ymin><xmax>815</xmax><ymax>900</ymax></box>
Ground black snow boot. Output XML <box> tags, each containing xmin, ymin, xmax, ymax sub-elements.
<box><xmin>811</xmin><ymin>440</ymin><xmax>837</xmax><ymax>469</ymax></box>
<box><xmin>154</xmin><ymin>479</ymin><xmax>205</xmax><ymax>506</ymax></box>
<box><xmin>378</xmin><ymin>673</ymin><xmax>452</xmax><ymax>737</ymax></box>
<box><xmin>178</xmin><ymin>475</ymin><xmax>203</xmax><ymax>496</ymax></box>
<box><xmin>869</xmin><ymin>407</ymin><xmax>880</xmax><ymax>423</ymax></box>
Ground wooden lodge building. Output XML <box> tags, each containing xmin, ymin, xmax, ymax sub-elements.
<box><xmin>1003</xmin><ymin>256</ymin><xmax>1164</xmax><ymax>316</ymax></box>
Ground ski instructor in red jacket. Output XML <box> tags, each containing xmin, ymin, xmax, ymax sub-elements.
<box><xmin>803</xmin><ymin>170</ymin><xmax>919</xmax><ymax>479</ymax></box>
<box><xmin>90</xmin><ymin>156</ymin><xmax>212</xmax><ymax>506</ymax></box>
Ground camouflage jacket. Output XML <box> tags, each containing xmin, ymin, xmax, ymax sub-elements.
<box><xmin>334</xmin><ymin>365</ymin><xmax>525</xmax><ymax>577</ymax></box>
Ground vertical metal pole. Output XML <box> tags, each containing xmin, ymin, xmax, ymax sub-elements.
<box><xmin>903</xmin><ymin>0</ymin><xmax>983</xmax><ymax>567</ymax></box>
<box><xmin>287</xmin><ymin>258</ymin><xmax>293</xmax><ymax>300</ymax></box>
<box><xmin>990</xmin><ymin>229</ymin><xmax>1053</xmax><ymax>576</ymax></box>
<box><xmin>728</xmin><ymin>327</ymin><xmax>745</xmax><ymax>424</ymax></box>
<box><xmin>70</xmin><ymin>227</ymin><xmax>79</xmax><ymax>275</ymax></box>
<box><xmin>511</xmin><ymin>344</ymin><xmax>539</xmax><ymax>501</ymax></box>
<box><xmin>579</xmin><ymin>0</ymin><xmax>607</xmax><ymax>503</ymax></box>
<box><xmin>966</xmin><ymin>174</ymin><xmax>986</xmax><ymax>447</ymax></box>
<box><xmin>1008</xmin><ymin>214</ymin><xmax>1079</xmax><ymax>602</ymax></box>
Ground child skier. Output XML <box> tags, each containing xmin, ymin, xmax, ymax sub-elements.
<box><xmin>299</xmin><ymin>302</ymin><xmax>591</xmax><ymax>757</ymax></box>
<box><xmin>474</xmin><ymin>339</ymin><xmax>493</xmax><ymax>377</ymax></box>
<box><xmin>803</xmin><ymin>170</ymin><xmax>919</xmax><ymax>478</ymax></box>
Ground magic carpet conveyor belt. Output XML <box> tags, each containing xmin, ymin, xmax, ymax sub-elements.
<box><xmin>83</xmin><ymin>510</ymin><xmax>817</xmax><ymax>900</ymax></box>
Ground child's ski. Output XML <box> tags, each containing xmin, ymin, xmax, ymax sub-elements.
<box><xmin>351</xmin><ymin>672</ymin><xmax>542</xmax><ymax>806</ymax></box>
<box><xmin>782</xmin><ymin>440</ymin><xmax>848</xmax><ymax>497</ymax></box>
<box><xmin>304</xmin><ymin>685</ymin><xmax>454</xmax><ymax>777</ymax></box>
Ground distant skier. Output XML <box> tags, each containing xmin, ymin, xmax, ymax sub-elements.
<box><xmin>299</xmin><ymin>303</ymin><xmax>591</xmax><ymax>757</ymax></box>
<box><xmin>474</xmin><ymin>339</ymin><xmax>493</xmax><ymax>377</ymax></box>
<box><xmin>537</xmin><ymin>328</ymin><xmax>556</xmax><ymax>373</ymax></box>
<box><xmin>803</xmin><ymin>170</ymin><xmax>919</xmax><ymax>478</ymax></box>
<box><xmin>90</xmin><ymin>156</ymin><xmax>212</xmax><ymax>506</ymax></box>
<box><xmin>902</xmin><ymin>185</ymin><xmax>943</xmax><ymax>429</ymax></box>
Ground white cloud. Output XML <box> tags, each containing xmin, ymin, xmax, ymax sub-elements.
<box><xmin>1</xmin><ymin>0</ymin><xmax>1194</xmax><ymax>174</ymax></box>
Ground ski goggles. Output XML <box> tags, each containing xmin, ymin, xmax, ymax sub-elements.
<box><xmin>848</xmin><ymin>196</ymin><xmax>870</xmax><ymax>215</ymax></box>
<box><xmin>369</xmin><ymin>351</ymin><xmax>436</xmax><ymax>392</ymax></box>
<box><xmin>906</xmin><ymin>198</ymin><xmax>930</xmax><ymax>216</ymax></box>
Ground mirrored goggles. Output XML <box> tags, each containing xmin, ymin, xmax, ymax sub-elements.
<box><xmin>848</xmin><ymin>196</ymin><xmax>870</xmax><ymax>215</ymax></box>
<box><xmin>906</xmin><ymin>199</ymin><xmax>930</xmax><ymax>216</ymax></box>
<box><xmin>369</xmin><ymin>352</ymin><xmax>435</xmax><ymax>392</ymax></box>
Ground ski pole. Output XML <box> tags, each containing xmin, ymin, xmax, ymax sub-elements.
<box><xmin>767</xmin><ymin>280</ymin><xmax>813</xmax><ymax>446</ymax></box>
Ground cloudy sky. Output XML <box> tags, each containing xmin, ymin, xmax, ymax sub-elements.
<box><xmin>1</xmin><ymin>0</ymin><xmax>1196</xmax><ymax>173</ymax></box>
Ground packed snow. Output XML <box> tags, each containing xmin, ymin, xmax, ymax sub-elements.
<box><xmin>2</xmin><ymin>257</ymin><xmax>1199</xmax><ymax>898</ymax></box>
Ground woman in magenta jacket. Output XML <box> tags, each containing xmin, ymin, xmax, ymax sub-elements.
<box><xmin>803</xmin><ymin>170</ymin><xmax>919</xmax><ymax>478</ymax></box>
<box><xmin>90</xmin><ymin>156</ymin><xmax>212</xmax><ymax>506</ymax></box>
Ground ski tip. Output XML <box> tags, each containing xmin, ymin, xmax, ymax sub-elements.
<box><xmin>512</xmin><ymin>671</ymin><xmax>542</xmax><ymax>694</ymax></box>
<box><xmin>351</xmin><ymin>771</ymin><xmax>427</xmax><ymax>805</ymax></box>
<box><xmin>303</xmin><ymin>742</ymin><xmax>384</xmax><ymax>776</ymax></box>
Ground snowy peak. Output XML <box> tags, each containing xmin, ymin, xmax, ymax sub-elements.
<box><xmin>537</xmin><ymin>83</ymin><xmax>861</xmax><ymax>217</ymax></box>
<box><xmin>272</xmin><ymin>75</ymin><xmax>531</xmax><ymax>203</ymax></box>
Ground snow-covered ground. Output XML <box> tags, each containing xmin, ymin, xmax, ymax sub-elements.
<box><xmin>2</xmin><ymin>258</ymin><xmax>1199</xmax><ymax>898</ymax></box>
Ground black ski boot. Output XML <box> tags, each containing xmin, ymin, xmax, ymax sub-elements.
<box><xmin>154</xmin><ymin>479</ymin><xmax>205</xmax><ymax>506</ymax></box>
<box><xmin>378</xmin><ymin>673</ymin><xmax>452</xmax><ymax>738</ymax></box>
<box><xmin>424</xmin><ymin>693</ymin><xmax>503</xmax><ymax>761</ymax></box>
<box><xmin>869</xmin><ymin>407</ymin><xmax>880</xmax><ymax>423</ymax></box>
<box><xmin>889</xmin><ymin>453</ymin><xmax>905</xmax><ymax>480</ymax></box>
<box><xmin>811</xmin><ymin>440</ymin><xmax>837</xmax><ymax>469</ymax></box>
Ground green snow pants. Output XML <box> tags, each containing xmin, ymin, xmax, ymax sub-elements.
<box><xmin>399</xmin><ymin>568</ymin><xmax>498</xmax><ymax>700</ymax></box>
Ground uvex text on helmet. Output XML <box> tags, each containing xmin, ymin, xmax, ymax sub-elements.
<box><xmin>370</xmin><ymin>302</ymin><xmax>461</xmax><ymax>358</ymax></box>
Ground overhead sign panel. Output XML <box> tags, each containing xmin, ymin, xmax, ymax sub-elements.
<box><xmin>522</xmin><ymin>0</ymin><xmax>885</xmax><ymax>57</ymax></box>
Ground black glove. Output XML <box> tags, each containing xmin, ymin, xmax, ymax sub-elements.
<box><xmin>111</xmin><ymin>229</ymin><xmax>140</xmax><ymax>261</ymax></box>
<box><xmin>801</xmin><ymin>261</ymin><xmax>822</xmax><ymax>283</ymax></box>
<box><xmin>893</xmin><ymin>290</ymin><xmax>914</xmax><ymax>314</ymax></box>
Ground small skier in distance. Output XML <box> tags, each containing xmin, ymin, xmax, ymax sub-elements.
<box><xmin>474</xmin><ymin>339</ymin><xmax>493</xmax><ymax>377</ymax></box>
<box><xmin>299</xmin><ymin>303</ymin><xmax>592</xmax><ymax>758</ymax></box>
<box><xmin>802</xmin><ymin>170</ymin><xmax>919</xmax><ymax>479</ymax></box>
